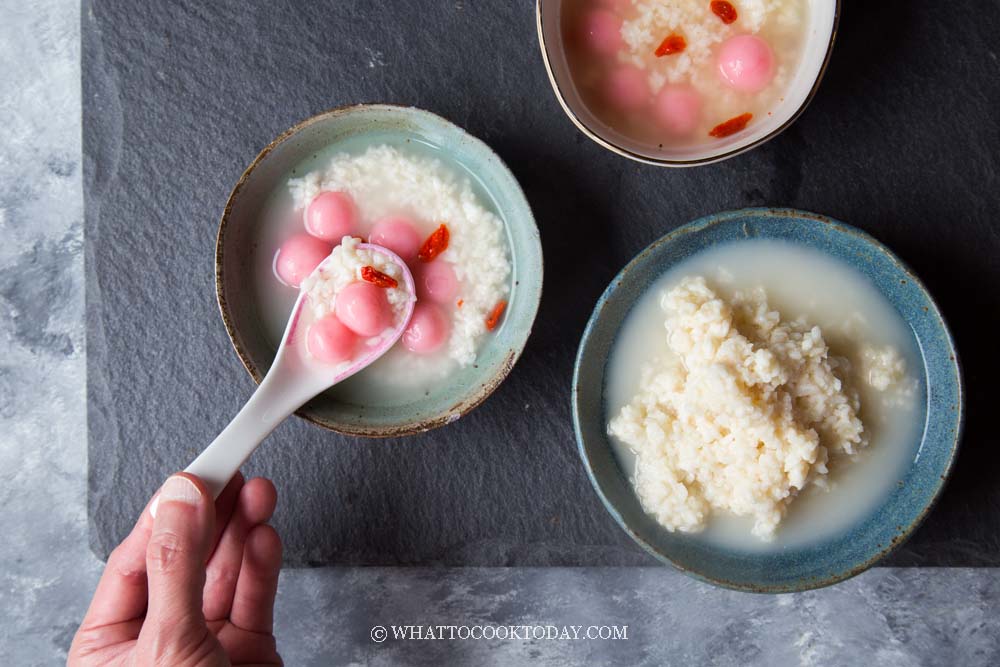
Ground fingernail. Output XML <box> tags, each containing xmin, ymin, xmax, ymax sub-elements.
<box><xmin>149</xmin><ymin>476</ymin><xmax>201</xmax><ymax>518</ymax></box>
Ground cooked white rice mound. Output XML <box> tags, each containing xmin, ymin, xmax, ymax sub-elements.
<box><xmin>608</xmin><ymin>276</ymin><xmax>874</xmax><ymax>539</ymax></box>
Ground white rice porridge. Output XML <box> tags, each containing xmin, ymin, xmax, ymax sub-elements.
<box><xmin>562</xmin><ymin>0</ymin><xmax>811</xmax><ymax>148</ymax></box>
<box><xmin>605</xmin><ymin>241</ymin><xmax>922</xmax><ymax>547</ymax></box>
<box><xmin>289</xmin><ymin>146</ymin><xmax>510</xmax><ymax>369</ymax></box>
<box><xmin>241</xmin><ymin>143</ymin><xmax>516</xmax><ymax>406</ymax></box>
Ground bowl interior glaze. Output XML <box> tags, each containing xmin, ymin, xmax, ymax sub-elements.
<box><xmin>573</xmin><ymin>208</ymin><xmax>963</xmax><ymax>591</ymax></box>
<box><xmin>217</xmin><ymin>105</ymin><xmax>543</xmax><ymax>437</ymax></box>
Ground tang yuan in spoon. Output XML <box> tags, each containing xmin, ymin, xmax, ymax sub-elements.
<box><xmin>182</xmin><ymin>238</ymin><xmax>416</xmax><ymax>499</ymax></box>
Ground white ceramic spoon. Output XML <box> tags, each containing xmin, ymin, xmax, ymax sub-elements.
<box><xmin>184</xmin><ymin>243</ymin><xmax>416</xmax><ymax>499</ymax></box>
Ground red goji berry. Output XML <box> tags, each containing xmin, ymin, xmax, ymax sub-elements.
<box><xmin>655</xmin><ymin>33</ymin><xmax>687</xmax><ymax>57</ymax></box>
<box><xmin>709</xmin><ymin>113</ymin><xmax>753</xmax><ymax>138</ymax></box>
<box><xmin>485</xmin><ymin>301</ymin><xmax>507</xmax><ymax>331</ymax></box>
<box><xmin>360</xmin><ymin>265</ymin><xmax>398</xmax><ymax>288</ymax></box>
<box><xmin>418</xmin><ymin>224</ymin><xmax>450</xmax><ymax>262</ymax></box>
<box><xmin>710</xmin><ymin>1</ymin><xmax>738</xmax><ymax>25</ymax></box>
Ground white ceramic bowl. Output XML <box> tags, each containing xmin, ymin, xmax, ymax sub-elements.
<box><xmin>536</xmin><ymin>0</ymin><xmax>840</xmax><ymax>167</ymax></box>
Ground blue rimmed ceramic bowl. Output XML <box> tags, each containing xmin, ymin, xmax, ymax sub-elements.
<box><xmin>572</xmin><ymin>208</ymin><xmax>963</xmax><ymax>592</ymax></box>
<box><xmin>217</xmin><ymin>104</ymin><xmax>543</xmax><ymax>437</ymax></box>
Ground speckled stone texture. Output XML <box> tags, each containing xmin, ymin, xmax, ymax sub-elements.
<box><xmin>2</xmin><ymin>1</ymin><xmax>1000</xmax><ymax>666</ymax></box>
<box><xmin>83</xmin><ymin>0</ymin><xmax>1000</xmax><ymax>568</ymax></box>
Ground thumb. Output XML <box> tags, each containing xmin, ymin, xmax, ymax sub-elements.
<box><xmin>143</xmin><ymin>473</ymin><xmax>215</xmax><ymax>642</ymax></box>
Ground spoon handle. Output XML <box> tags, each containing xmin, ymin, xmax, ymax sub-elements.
<box><xmin>185</xmin><ymin>362</ymin><xmax>318</xmax><ymax>498</ymax></box>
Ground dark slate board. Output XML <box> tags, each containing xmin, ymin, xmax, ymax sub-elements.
<box><xmin>84</xmin><ymin>0</ymin><xmax>1000</xmax><ymax>567</ymax></box>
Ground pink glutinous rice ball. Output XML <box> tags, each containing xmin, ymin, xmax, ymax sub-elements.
<box><xmin>305</xmin><ymin>191</ymin><xmax>357</xmax><ymax>242</ymax></box>
<box><xmin>717</xmin><ymin>35</ymin><xmax>776</xmax><ymax>94</ymax></box>
<box><xmin>273</xmin><ymin>233</ymin><xmax>332</xmax><ymax>288</ymax></box>
<box><xmin>653</xmin><ymin>84</ymin><xmax>702</xmax><ymax>136</ymax></box>
<box><xmin>604</xmin><ymin>64</ymin><xmax>650</xmax><ymax>112</ymax></box>
<box><xmin>597</xmin><ymin>0</ymin><xmax>631</xmax><ymax>12</ymax></box>
<box><xmin>368</xmin><ymin>216</ymin><xmax>422</xmax><ymax>263</ymax></box>
<box><xmin>402</xmin><ymin>302</ymin><xmax>450</xmax><ymax>354</ymax></box>
<box><xmin>307</xmin><ymin>314</ymin><xmax>358</xmax><ymax>364</ymax></box>
<box><xmin>415</xmin><ymin>261</ymin><xmax>459</xmax><ymax>304</ymax></box>
<box><xmin>579</xmin><ymin>9</ymin><xmax>622</xmax><ymax>56</ymax></box>
<box><xmin>334</xmin><ymin>281</ymin><xmax>392</xmax><ymax>337</ymax></box>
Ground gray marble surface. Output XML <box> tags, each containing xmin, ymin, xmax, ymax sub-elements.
<box><xmin>2</xmin><ymin>2</ymin><xmax>999</xmax><ymax>666</ymax></box>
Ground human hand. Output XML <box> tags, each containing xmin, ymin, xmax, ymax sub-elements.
<box><xmin>69</xmin><ymin>473</ymin><xmax>283</xmax><ymax>666</ymax></box>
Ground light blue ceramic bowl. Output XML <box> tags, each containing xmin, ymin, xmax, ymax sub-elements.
<box><xmin>573</xmin><ymin>208</ymin><xmax>963</xmax><ymax>592</ymax></box>
<box><xmin>217</xmin><ymin>105</ymin><xmax>543</xmax><ymax>437</ymax></box>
